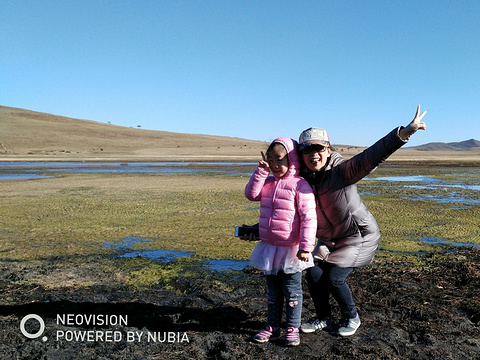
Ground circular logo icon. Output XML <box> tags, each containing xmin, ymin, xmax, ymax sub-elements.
<box><xmin>20</xmin><ymin>314</ymin><xmax>45</xmax><ymax>339</ymax></box>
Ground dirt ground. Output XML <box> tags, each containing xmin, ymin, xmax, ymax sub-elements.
<box><xmin>0</xmin><ymin>249</ymin><xmax>479</xmax><ymax>360</ymax></box>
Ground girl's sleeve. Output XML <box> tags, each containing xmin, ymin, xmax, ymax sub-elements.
<box><xmin>341</xmin><ymin>127</ymin><xmax>408</xmax><ymax>184</ymax></box>
<box><xmin>245</xmin><ymin>166</ymin><xmax>270</xmax><ymax>201</ymax></box>
<box><xmin>296</xmin><ymin>179</ymin><xmax>317</xmax><ymax>252</ymax></box>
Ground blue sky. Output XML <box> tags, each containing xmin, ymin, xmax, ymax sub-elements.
<box><xmin>1</xmin><ymin>1</ymin><xmax>479</xmax><ymax>147</ymax></box>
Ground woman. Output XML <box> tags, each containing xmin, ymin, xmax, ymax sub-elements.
<box><xmin>298</xmin><ymin>105</ymin><xmax>427</xmax><ymax>336</ymax></box>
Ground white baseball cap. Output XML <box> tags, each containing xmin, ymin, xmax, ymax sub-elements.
<box><xmin>298</xmin><ymin>127</ymin><xmax>330</xmax><ymax>150</ymax></box>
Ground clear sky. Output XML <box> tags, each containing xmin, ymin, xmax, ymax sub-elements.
<box><xmin>1</xmin><ymin>1</ymin><xmax>479</xmax><ymax>147</ymax></box>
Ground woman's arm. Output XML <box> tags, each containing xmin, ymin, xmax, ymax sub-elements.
<box><xmin>342</xmin><ymin>105</ymin><xmax>427</xmax><ymax>184</ymax></box>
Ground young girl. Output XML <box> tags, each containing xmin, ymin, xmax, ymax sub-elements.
<box><xmin>244</xmin><ymin>137</ymin><xmax>317</xmax><ymax>347</ymax></box>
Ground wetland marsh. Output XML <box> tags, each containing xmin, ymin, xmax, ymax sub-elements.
<box><xmin>1</xmin><ymin>161</ymin><xmax>479</xmax><ymax>359</ymax></box>
<box><xmin>2</xmin><ymin>162</ymin><xmax>478</xmax><ymax>264</ymax></box>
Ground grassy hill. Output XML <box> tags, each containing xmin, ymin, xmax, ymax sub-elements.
<box><xmin>0</xmin><ymin>105</ymin><xmax>268</xmax><ymax>161</ymax></box>
<box><xmin>1</xmin><ymin>105</ymin><xmax>479</xmax><ymax>163</ymax></box>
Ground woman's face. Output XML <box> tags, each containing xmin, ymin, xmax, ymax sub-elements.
<box><xmin>302</xmin><ymin>144</ymin><xmax>331</xmax><ymax>172</ymax></box>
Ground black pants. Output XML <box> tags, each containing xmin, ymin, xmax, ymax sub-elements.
<box><xmin>305</xmin><ymin>262</ymin><xmax>357</xmax><ymax>319</ymax></box>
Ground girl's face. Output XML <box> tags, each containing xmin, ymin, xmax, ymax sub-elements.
<box><xmin>302</xmin><ymin>144</ymin><xmax>331</xmax><ymax>172</ymax></box>
<box><xmin>267</xmin><ymin>144</ymin><xmax>289</xmax><ymax>178</ymax></box>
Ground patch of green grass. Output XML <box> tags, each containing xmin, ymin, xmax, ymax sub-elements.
<box><xmin>2</xmin><ymin>168</ymin><xmax>479</xmax><ymax>289</ymax></box>
<box><xmin>114</xmin><ymin>256</ymin><xmax>203</xmax><ymax>291</ymax></box>
<box><xmin>0</xmin><ymin>174</ymin><xmax>259</xmax><ymax>262</ymax></box>
<box><xmin>364</xmin><ymin>195</ymin><xmax>480</xmax><ymax>258</ymax></box>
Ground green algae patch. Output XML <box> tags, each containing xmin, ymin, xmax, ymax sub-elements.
<box><xmin>116</xmin><ymin>256</ymin><xmax>203</xmax><ymax>291</ymax></box>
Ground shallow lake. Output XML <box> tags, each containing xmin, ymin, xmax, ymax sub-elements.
<box><xmin>3</xmin><ymin>161</ymin><xmax>479</xmax><ymax>203</ymax></box>
<box><xmin>0</xmin><ymin>173</ymin><xmax>53</xmax><ymax>180</ymax></box>
<box><xmin>0</xmin><ymin>161</ymin><xmax>258</xmax><ymax>179</ymax></box>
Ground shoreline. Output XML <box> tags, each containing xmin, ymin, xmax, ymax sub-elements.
<box><xmin>1</xmin><ymin>151</ymin><xmax>479</xmax><ymax>166</ymax></box>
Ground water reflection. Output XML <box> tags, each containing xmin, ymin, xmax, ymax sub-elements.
<box><xmin>367</xmin><ymin>175</ymin><xmax>440</xmax><ymax>183</ymax></box>
<box><xmin>0</xmin><ymin>174</ymin><xmax>53</xmax><ymax>180</ymax></box>
<box><xmin>104</xmin><ymin>237</ymin><xmax>249</xmax><ymax>271</ymax></box>
<box><xmin>365</xmin><ymin>174</ymin><xmax>480</xmax><ymax>189</ymax></box>
<box><xmin>420</xmin><ymin>237</ymin><xmax>480</xmax><ymax>249</ymax></box>
<box><xmin>363</xmin><ymin>173</ymin><xmax>480</xmax><ymax>204</ymax></box>
<box><xmin>406</xmin><ymin>193</ymin><xmax>480</xmax><ymax>204</ymax></box>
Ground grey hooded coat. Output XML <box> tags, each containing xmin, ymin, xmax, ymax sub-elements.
<box><xmin>301</xmin><ymin>127</ymin><xmax>408</xmax><ymax>268</ymax></box>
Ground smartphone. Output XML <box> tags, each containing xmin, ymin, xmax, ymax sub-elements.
<box><xmin>234</xmin><ymin>225</ymin><xmax>259</xmax><ymax>238</ymax></box>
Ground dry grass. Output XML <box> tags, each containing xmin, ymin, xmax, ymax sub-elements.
<box><xmin>0</xmin><ymin>172</ymin><xmax>248</xmax><ymax>197</ymax></box>
<box><xmin>0</xmin><ymin>105</ymin><xmax>268</xmax><ymax>161</ymax></box>
<box><xmin>2</xmin><ymin>105</ymin><xmax>479</xmax><ymax>163</ymax></box>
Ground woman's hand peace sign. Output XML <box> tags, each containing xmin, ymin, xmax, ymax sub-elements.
<box><xmin>399</xmin><ymin>105</ymin><xmax>427</xmax><ymax>140</ymax></box>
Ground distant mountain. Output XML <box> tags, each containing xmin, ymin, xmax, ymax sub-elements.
<box><xmin>408</xmin><ymin>139</ymin><xmax>480</xmax><ymax>151</ymax></box>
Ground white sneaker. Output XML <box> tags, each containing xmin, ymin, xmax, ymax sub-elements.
<box><xmin>338</xmin><ymin>314</ymin><xmax>361</xmax><ymax>336</ymax></box>
<box><xmin>300</xmin><ymin>317</ymin><xmax>332</xmax><ymax>333</ymax></box>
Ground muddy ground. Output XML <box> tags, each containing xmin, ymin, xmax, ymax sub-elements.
<box><xmin>1</xmin><ymin>249</ymin><xmax>479</xmax><ymax>360</ymax></box>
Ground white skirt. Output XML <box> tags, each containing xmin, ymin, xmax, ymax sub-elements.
<box><xmin>249</xmin><ymin>241</ymin><xmax>314</xmax><ymax>275</ymax></box>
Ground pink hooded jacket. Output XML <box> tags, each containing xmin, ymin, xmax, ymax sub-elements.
<box><xmin>245</xmin><ymin>137</ymin><xmax>317</xmax><ymax>252</ymax></box>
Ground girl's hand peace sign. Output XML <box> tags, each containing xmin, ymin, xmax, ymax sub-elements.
<box><xmin>259</xmin><ymin>151</ymin><xmax>270</xmax><ymax>171</ymax></box>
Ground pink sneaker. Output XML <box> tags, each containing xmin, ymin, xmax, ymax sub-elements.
<box><xmin>253</xmin><ymin>326</ymin><xmax>281</xmax><ymax>343</ymax></box>
<box><xmin>285</xmin><ymin>326</ymin><xmax>300</xmax><ymax>346</ymax></box>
